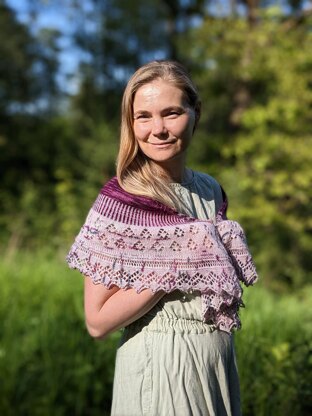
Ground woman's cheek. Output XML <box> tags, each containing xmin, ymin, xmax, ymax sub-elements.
<box><xmin>134</xmin><ymin>123</ymin><xmax>150</xmax><ymax>140</ymax></box>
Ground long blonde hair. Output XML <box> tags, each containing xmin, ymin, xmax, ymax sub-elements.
<box><xmin>116</xmin><ymin>60</ymin><xmax>201</xmax><ymax>208</ymax></box>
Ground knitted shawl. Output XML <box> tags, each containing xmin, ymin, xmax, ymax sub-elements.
<box><xmin>66</xmin><ymin>177</ymin><xmax>258</xmax><ymax>333</ymax></box>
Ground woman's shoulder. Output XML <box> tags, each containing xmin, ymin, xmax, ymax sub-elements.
<box><xmin>192</xmin><ymin>170</ymin><xmax>221</xmax><ymax>187</ymax></box>
<box><xmin>190</xmin><ymin>170</ymin><xmax>224</xmax><ymax>211</ymax></box>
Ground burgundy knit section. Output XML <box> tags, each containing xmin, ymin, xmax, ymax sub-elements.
<box><xmin>101</xmin><ymin>177</ymin><xmax>178</xmax><ymax>214</ymax></box>
<box><xmin>97</xmin><ymin>176</ymin><xmax>195</xmax><ymax>227</ymax></box>
<box><xmin>93</xmin><ymin>193</ymin><xmax>194</xmax><ymax>227</ymax></box>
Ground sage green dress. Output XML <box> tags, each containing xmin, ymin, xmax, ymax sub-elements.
<box><xmin>111</xmin><ymin>169</ymin><xmax>241</xmax><ymax>416</ymax></box>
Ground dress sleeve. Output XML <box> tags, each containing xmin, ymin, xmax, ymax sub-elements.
<box><xmin>201</xmin><ymin>173</ymin><xmax>224</xmax><ymax>214</ymax></box>
<box><xmin>211</xmin><ymin>178</ymin><xmax>224</xmax><ymax>213</ymax></box>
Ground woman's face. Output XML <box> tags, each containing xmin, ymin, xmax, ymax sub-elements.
<box><xmin>132</xmin><ymin>79</ymin><xmax>196</xmax><ymax>177</ymax></box>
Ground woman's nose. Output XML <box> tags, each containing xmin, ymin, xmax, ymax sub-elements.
<box><xmin>151</xmin><ymin>117</ymin><xmax>167</xmax><ymax>136</ymax></box>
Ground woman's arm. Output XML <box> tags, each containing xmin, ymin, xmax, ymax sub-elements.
<box><xmin>84</xmin><ymin>277</ymin><xmax>164</xmax><ymax>340</ymax></box>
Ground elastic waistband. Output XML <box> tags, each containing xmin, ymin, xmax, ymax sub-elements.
<box><xmin>127</xmin><ymin>315</ymin><xmax>215</xmax><ymax>335</ymax></box>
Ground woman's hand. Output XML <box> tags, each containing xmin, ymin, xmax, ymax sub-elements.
<box><xmin>84</xmin><ymin>277</ymin><xmax>164</xmax><ymax>340</ymax></box>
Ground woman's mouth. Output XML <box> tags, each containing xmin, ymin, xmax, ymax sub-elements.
<box><xmin>149</xmin><ymin>141</ymin><xmax>175</xmax><ymax>147</ymax></box>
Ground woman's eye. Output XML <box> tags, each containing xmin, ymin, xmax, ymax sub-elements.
<box><xmin>134</xmin><ymin>114</ymin><xmax>149</xmax><ymax>120</ymax></box>
<box><xmin>167</xmin><ymin>109</ymin><xmax>184</xmax><ymax>117</ymax></box>
<box><xmin>167</xmin><ymin>111</ymin><xmax>179</xmax><ymax>117</ymax></box>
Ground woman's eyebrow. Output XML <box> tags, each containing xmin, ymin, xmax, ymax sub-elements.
<box><xmin>162</xmin><ymin>106</ymin><xmax>184</xmax><ymax>112</ymax></box>
<box><xmin>135</xmin><ymin>106</ymin><xmax>184</xmax><ymax>113</ymax></box>
<box><xmin>133</xmin><ymin>105</ymin><xmax>186</xmax><ymax>118</ymax></box>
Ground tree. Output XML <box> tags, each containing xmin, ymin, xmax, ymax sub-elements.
<box><xmin>69</xmin><ymin>0</ymin><xmax>211</xmax><ymax>121</ymax></box>
<box><xmin>0</xmin><ymin>1</ymin><xmax>60</xmax><ymax>250</ymax></box>
<box><xmin>180</xmin><ymin>6</ymin><xmax>312</xmax><ymax>288</ymax></box>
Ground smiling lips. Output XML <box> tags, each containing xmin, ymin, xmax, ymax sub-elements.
<box><xmin>148</xmin><ymin>141</ymin><xmax>176</xmax><ymax>146</ymax></box>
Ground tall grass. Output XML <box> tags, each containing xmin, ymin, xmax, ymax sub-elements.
<box><xmin>0</xmin><ymin>251</ymin><xmax>311</xmax><ymax>415</ymax></box>
<box><xmin>236</xmin><ymin>285</ymin><xmax>311</xmax><ymax>416</ymax></box>
<box><xmin>0</xmin><ymin>251</ymin><xmax>119</xmax><ymax>416</ymax></box>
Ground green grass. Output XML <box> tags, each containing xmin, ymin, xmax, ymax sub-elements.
<box><xmin>0</xmin><ymin>251</ymin><xmax>311</xmax><ymax>415</ymax></box>
<box><xmin>0</xmin><ymin>251</ymin><xmax>119</xmax><ymax>416</ymax></box>
<box><xmin>236</xmin><ymin>285</ymin><xmax>312</xmax><ymax>416</ymax></box>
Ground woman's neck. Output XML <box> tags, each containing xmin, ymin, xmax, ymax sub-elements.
<box><xmin>150</xmin><ymin>159</ymin><xmax>187</xmax><ymax>183</ymax></box>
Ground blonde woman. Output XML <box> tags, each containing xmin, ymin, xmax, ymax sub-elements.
<box><xmin>67</xmin><ymin>60</ymin><xmax>257</xmax><ymax>416</ymax></box>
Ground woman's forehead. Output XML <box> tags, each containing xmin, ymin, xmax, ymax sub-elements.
<box><xmin>133</xmin><ymin>80</ymin><xmax>186</xmax><ymax>108</ymax></box>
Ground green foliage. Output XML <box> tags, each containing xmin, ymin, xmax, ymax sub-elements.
<box><xmin>181</xmin><ymin>12</ymin><xmax>312</xmax><ymax>289</ymax></box>
<box><xmin>0</xmin><ymin>252</ymin><xmax>311</xmax><ymax>415</ymax></box>
<box><xmin>0</xmin><ymin>114</ymin><xmax>118</xmax><ymax>250</ymax></box>
<box><xmin>0</xmin><ymin>2</ymin><xmax>39</xmax><ymax>110</ymax></box>
<box><xmin>0</xmin><ymin>1</ymin><xmax>58</xmax><ymax>115</ymax></box>
<box><xmin>0</xmin><ymin>251</ymin><xmax>119</xmax><ymax>416</ymax></box>
<box><xmin>1</xmin><ymin>1</ymin><xmax>311</xmax><ymax>295</ymax></box>
<box><xmin>236</xmin><ymin>286</ymin><xmax>312</xmax><ymax>415</ymax></box>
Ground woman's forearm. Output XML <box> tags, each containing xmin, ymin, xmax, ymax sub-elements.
<box><xmin>84</xmin><ymin>278</ymin><xmax>164</xmax><ymax>339</ymax></box>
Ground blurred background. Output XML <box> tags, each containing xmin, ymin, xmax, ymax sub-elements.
<box><xmin>0</xmin><ymin>0</ymin><xmax>311</xmax><ymax>415</ymax></box>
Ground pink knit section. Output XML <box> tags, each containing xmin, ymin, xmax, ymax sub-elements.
<box><xmin>67</xmin><ymin>194</ymin><xmax>258</xmax><ymax>333</ymax></box>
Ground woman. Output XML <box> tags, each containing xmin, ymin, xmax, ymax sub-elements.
<box><xmin>67</xmin><ymin>60</ymin><xmax>258</xmax><ymax>416</ymax></box>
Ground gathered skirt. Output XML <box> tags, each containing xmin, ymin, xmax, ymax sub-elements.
<box><xmin>111</xmin><ymin>291</ymin><xmax>241</xmax><ymax>416</ymax></box>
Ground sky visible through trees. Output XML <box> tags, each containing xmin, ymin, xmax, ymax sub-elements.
<box><xmin>6</xmin><ymin>0</ymin><xmax>311</xmax><ymax>94</ymax></box>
